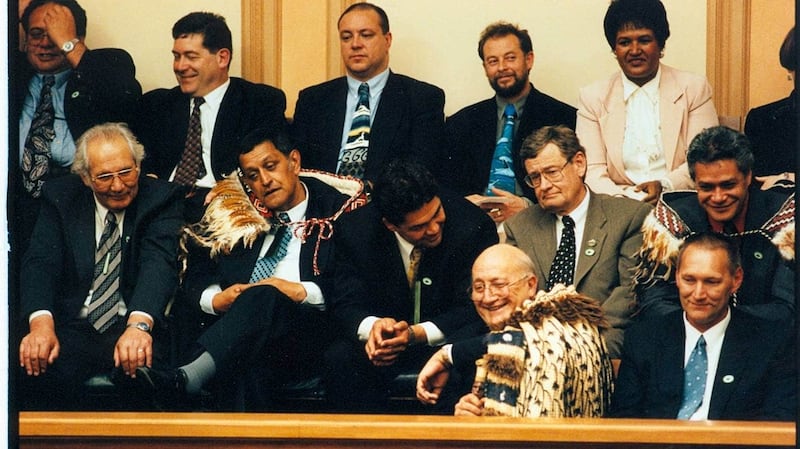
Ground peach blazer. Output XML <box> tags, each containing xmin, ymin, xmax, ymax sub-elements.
<box><xmin>576</xmin><ymin>64</ymin><xmax>718</xmax><ymax>197</ymax></box>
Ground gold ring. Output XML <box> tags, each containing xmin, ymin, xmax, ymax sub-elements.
<box><xmin>137</xmin><ymin>348</ymin><xmax>144</xmax><ymax>352</ymax></box>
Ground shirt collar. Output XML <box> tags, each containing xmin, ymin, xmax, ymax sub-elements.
<box><xmin>199</xmin><ymin>78</ymin><xmax>230</xmax><ymax>109</ymax></box>
<box><xmin>683</xmin><ymin>306</ymin><xmax>731</xmax><ymax>344</ymax></box>
<box><xmin>347</xmin><ymin>68</ymin><xmax>390</xmax><ymax>97</ymax></box>
<box><xmin>38</xmin><ymin>69</ymin><xmax>72</xmax><ymax>89</ymax></box>
<box><xmin>622</xmin><ymin>66</ymin><xmax>661</xmax><ymax>103</ymax></box>
<box><xmin>495</xmin><ymin>84</ymin><xmax>530</xmax><ymax>118</ymax></box>
<box><xmin>557</xmin><ymin>185</ymin><xmax>590</xmax><ymax>222</ymax></box>
<box><xmin>277</xmin><ymin>181</ymin><xmax>309</xmax><ymax>223</ymax></box>
<box><xmin>92</xmin><ymin>197</ymin><xmax>126</xmax><ymax>226</ymax></box>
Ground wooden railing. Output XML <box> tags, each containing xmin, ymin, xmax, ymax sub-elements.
<box><xmin>19</xmin><ymin>412</ymin><xmax>796</xmax><ymax>449</ymax></box>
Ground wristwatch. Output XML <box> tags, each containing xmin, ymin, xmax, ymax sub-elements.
<box><xmin>61</xmin><ymin>38</ymin><xmax>80</xmax><ymax>53</ymax></box>
<box><xmin>127</xmin><ymin>322</ymin><xmax>151</xmax><ymax>333</ymax></box>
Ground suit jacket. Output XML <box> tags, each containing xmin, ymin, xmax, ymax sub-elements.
<box><xmin>20</xmin><ymin>176</ymin><xmax>184</xmax><ymax>327</ymax></box>
<box><xmin>135</xmin><ymin>77</ymin><xmax>287</xmax><ymax>180</ymax></box>
<box><xmin>328</xmin><ymin>193</ymin><xmax>498</xmax><ymax>341</ymax></box>
<box><xmin>443</xmin><ymin>84</ymin><xmax>577</xmax><ymax>200</ymax></box>
<box><xmin>504</xmin><ymin>191</ymin><xmax>651</xmax><ymax>357</ymax></box>
<box><xmin>612</xmin><ymin>309</ymin><xmax>796</xmax><ymax>421</ymax></box>
<box><xmin>291</xmin><ymin>72</ymin><xmax>446</xmax><ymax>182</ymax></box>
<box><xmin>744</xmin><ymin>92</ymin><xmax>796</xmax><ymax>177</ymax></box>
<box><xmin>576</xmin><ymin>64</ymin><xmax>718</xmax><ymax>196</ymax></box>
<box><xmin>636</xmin><ymin>187</ymin><xmax>795</xmax><ymax>323</ymax></box>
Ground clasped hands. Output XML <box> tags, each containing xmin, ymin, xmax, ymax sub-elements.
<box><xmin>365</xmin><ymin>318</ymin><xmax>414</xmax><ymax>366</ymax></box>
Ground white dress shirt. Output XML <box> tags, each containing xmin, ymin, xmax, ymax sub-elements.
<box><xmin>682</xmin><ymin>308</ymin><xmax>731</xmax><ymax>420</ymax></box>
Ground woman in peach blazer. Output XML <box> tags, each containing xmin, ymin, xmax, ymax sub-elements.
<box><xmin>576</xmin><ymin>0</ymin><xmax>718</xmax><ymax>203</ymax></box>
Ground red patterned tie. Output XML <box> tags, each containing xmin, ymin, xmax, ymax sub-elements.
<box><xmin>173</xmin><ymin>97</ymin><xmax>206</xmax><ymax>186</ymax></box>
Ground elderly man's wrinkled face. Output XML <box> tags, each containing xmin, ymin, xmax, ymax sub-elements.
<box><xmin>470</xmin><ymin>247</ymin><xmax>537</xmax><ymax>331</ymax></box>
<box><xmin>81</xmin><ymin>135</ymin><xmax>140</xmax><ymax>212</ymax></box>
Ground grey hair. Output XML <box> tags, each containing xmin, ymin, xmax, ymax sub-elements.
<box><xmin>72</xmin><ymin>122</ymin><xmax>145</xmax><ymax>177</ymax></box>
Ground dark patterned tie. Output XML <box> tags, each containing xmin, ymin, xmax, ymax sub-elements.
<box><xmin>407</xmin><ymin>246</ymin><xmax>424</xmax><ymax>324</ymax></box>
<box><xmin>486</xmin><ymin>103</ymin><xmax>517</xmax><ymax>195</ymax></box>
<box><xmin>338</xmin><ymin>82</ymin><xmax>370</xmax><ymax>179</ymax></box>
<box><xmin>173</xmin><ymin>97</ymin><xmax>206</xmax><ymax>186</ymax></box>
<box><xmin>546</xmin><ymin>215</ymin><xmax>576</xmax><ymax>290</ymax></box>
<box><xmin>21</xmin><ymin>75</ymin><xmax>56</xmax><ymax>198</ymax></box>
<box><xmin>249</xmin><ymin>213</ymin><xmax>292</xmax><ymax>282</ymax></box>
<box><xmin>677</xmin><ymin>336</ymin><xmax>708</xmax><ymax>419</ymax></box>
<box><xmin>87</xmin><ymin>212</ymin><xmax>123</xmax><ymax>333</ymax></box>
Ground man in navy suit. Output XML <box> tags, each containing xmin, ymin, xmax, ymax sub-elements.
<box><xmin>613</xmin><ymin>232</ymin><xmax>796</xmax><ymax>421</ymax></box>
<box><xmin>18</xmin><ymin>123</ymin><xmax>184</xmax><ymax>410</ymax></box>
<box><xmin>133</xmin><ymin>11</ymin><xmax>287</xmax><ymax>222</ymax></box>
<box><xmin>291</xmin><ymin>2</ymin><xmax>446</xmax><ymax>186</ymax></box>
<box><xmin>324</xmin><ymin>159</ymin><xmax>498</xmax><ymax>412</ymax></box>
<box><xmin>137</xmin><ymin>128</ymin><xmax>360</xmax><ymax>411</ymax></box>
<box><xmin>443</xmin><ymin>21</ymin><xmax>576</xmax><ymax>222</ymax></box>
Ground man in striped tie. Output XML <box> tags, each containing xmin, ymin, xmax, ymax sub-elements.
<box><xmin>18</xmin><ymin>122</ymin><xmax>184</xmax><ymax>410</ymax></box>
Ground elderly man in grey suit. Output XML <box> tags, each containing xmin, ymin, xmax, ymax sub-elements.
<box><xmin>503</xmin><ymin>125</ymin><xmax>651</xmax><ymax>358</ymax></box>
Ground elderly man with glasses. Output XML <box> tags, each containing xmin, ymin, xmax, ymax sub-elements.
<box><xmin>18</xmin><ymin>122</ymin><xmax>183</xmax><ymax>410</ymax></box>
<box><xmin>504</xmin><ymin>125</ymin><xmax>651</xmax><ymax>359</ymax></box>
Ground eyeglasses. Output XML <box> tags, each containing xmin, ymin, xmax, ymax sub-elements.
<box><xmin>524</xmin><ymin>159</ymin><xmax>572</xmax><ymax>188</ymax></box>
<box><xmin>90</xmin><ymin>167</ymin><xmax>139</xmax><ymax>188</ymax></box>
<box><xmin>469</xmin><ymin>274</ymin><xmax>531</xmax><ymax>299</ymax></box>
<box><xmin>26</xmin><ymin>29</ymin><xmax>49</xmax><ymax>42</ymax></box>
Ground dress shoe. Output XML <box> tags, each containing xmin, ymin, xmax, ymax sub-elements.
<box><xmin>135</xmin><ymin>366</ymin><xmax>189</xmax><ymax>411</ymax></box>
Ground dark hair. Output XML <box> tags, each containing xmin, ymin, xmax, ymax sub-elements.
<box><xmin>779</xmin><ymin>27</ymin><xmax>796</xmax><ymax>72</ymax></box>
<box><xmin>238</xmin><ymin>127</ymin><xmax>294</xmax><ymax>157</ymax></box>
<box><xmin>172</xmin><ymin>12</ymin><xmax>233</xmax><ymax>63</ymax></box>
<box><xmin>687</xmin><ymin>126</ymin><xmax>754</xmax><ymax>179</ymax></box>
<box><xmin>21</xmin><ymin>0</ymin><xmax>87</xmax><ymax>36</ymax></box>
<box><xmin>338</xmin><ymin>2</ymin><xmax>389</xmax><ymax>34</ymax></box>
<box><xmin>373</xmin><ymin>159</ymin><xmax>439</xmax><ymax>226</ymax></box>
<box><xmin>677</xmin><ymin>232</ymin><xmax>741</xmax><ymax>276</ymax></box>
<box><xmin>519</xmin><ymin>125</ymin><xmax>586</xmax><ymax>162</ymax></box>
<box><xmin>477</xmin><ymin>21</ymin><xmax>533</xmax><ymax>60</ymax></box>
<box><xmin>603</xmin><ymin>0</ymin><xmax>670</xmax><ymax>50</ymax></box>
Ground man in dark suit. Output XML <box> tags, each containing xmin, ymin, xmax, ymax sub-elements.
<box><xmin>444</xmin><ymin>21</ymin><xmax>576</xmax><ymax>223</ymax></box>
<box><xmin>11</xmin><ymin>0</ymin><xmax>142</xmax><ymax>257</ymax></box>
<box><xmin>133</xmin><ymin>11</ymin><xmax>287</xmax><ymax>222</ymax></box>
<box><xmin>635</xmin><ymin>126</ymin><xmax>794</xmax><ymax>323</ymax></box>
<box><xmin>18</xmin><ymin>123</ymin><xmax>184</xmax><ymax>410</ymax></box>
<box><xmin>291</xmin><ymin>2</ymin><xmax>446</xmax><ymax>186</ymax></box>
<box><xmin>324</xmin><ymin>159</ymin><xmax>498</xmax><ymax>412</ymax></box>
<box><xmin>136</xmin><ymin>128</ymin><xmax>361</xmax><ymax>411</ymax></box>
<box><xmin>613</xmin><ymin>232</ymin><xmax>796</xmax><ymax>421</ymax></box>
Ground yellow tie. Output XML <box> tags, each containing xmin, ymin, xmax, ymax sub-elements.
<box><xmin>407</xmin><ymin>247</ymin><xmax>423</xmax><ymax>287</ymax></box>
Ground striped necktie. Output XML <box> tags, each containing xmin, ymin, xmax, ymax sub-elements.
<box><xmin>249</xmin><ymin>213</ymin><xmax>292</xmax><ymax>282</ymax></box>
<box><xmin>87</xmin><ymin>212</ymin><xmax>123</xmax><ymax>333</ymax></box>
<box><xmin>338</xmin><ymin>82</ymin><xmax>370</xmax><ymax>179</ymax></box>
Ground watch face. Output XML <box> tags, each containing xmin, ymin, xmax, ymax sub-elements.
<box><xmin>62</xmin><ymin>40</ymin><xmax>75</xmax><ymax>52</ymax></box>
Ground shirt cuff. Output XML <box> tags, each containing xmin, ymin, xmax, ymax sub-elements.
<box><xmin>300</xmin><ymin>281</ymin><xmax>325</xmax><ymax>311</ymax></box>
<box><xmin>441</xmin><ymin>343</ymin><xmax>454</xmax><ymax>365</ymax></box>
<box><xmin>419</xmin><ymin>321</ymin><xmax>446</xmax><ymax>346</ymax></box>
<box><xmin>659</xmin><ymin>178</ymin><xmax>674</xmax><ymax>192</ymax></box>
<box><xmin>357</xmin><ymin>316</ymin><xmax>379</xmax><ymax>341</ymax></box>
<box><xmin>29</xmin><ymin>310</ymin><xmax>53</xmax><ymax>323</ymax></box>
<box><xmin>128</xmin><ymin>311</ymin><xmax>154</xmax><ymax>324</ymax></box>
<box><xmin>200</xmin><ymin>284</ymin><xmax>222</xmax><ymax>315</ymax></box>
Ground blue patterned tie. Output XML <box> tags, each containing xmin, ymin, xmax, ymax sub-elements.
<box><xmin>486</xmin><ymin>103</ymin><xmax>517</xmax><ymax>195</ymax></box>
<box><xmin>21</xmin><ymin>75</ymin><xmax>56</xmax><ymax>198</ymax></box>
<box><xmin>249</xmin><ymin>213</ymin><xmax>292</xmax><ymax>282</ymax></box>
<box><xmin>546</xmin><ymin>215</ymin><xmax>576</xmax><ymax>290</ymax></box>
<box><xmin>338</xmin><ymin>82</ymin><xmax>370</xmax><ymax>179</ymax></box>
<box><xmin>677</xmin><ymin>336</ymin><xmax>708</xmax><ymax>419</ymax></box>
<box><xmin>87</xmin><ymin>212</ymin><xmax>122</xmax><ymax>333</ymax></box>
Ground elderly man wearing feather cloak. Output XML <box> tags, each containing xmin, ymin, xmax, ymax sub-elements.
<box><xmin>635</xmin><ymin>126</ymin><xmax>795</xmax><ymax>324</ymax></box>
<box><xmin>418</xmin><ymin>244</ymin><xmax>614</xmax><ymax>417</ymax></box>
<box><xmin>135</xmin><ymin>127</ymin><xmax>363</xmax><ymax>410</ymax></box>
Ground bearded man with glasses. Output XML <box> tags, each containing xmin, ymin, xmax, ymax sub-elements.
<box><xmin>18</xmin><ymin>122</ymin><xmax>183</xmax><ymax>410</ymax></box>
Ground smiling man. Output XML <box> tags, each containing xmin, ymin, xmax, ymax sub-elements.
<box><xmin>18</xmin><ymin>122</ymin><xmax>183</xmax><ymax>410</ymax></box>
<box><xmin>323</xmin><ymin>158</ymin><xmax>497</xmax><ymax>412</ymax></box>
<box><xmin>291</xmin><ymin>2</ymin><xmax>446</xmax><ymax>186</ymax></box>
<box><xmin>636</xmin><ymin>126</ymin><xmax>795</xmax><ymax>324</ymax></box>
<box><xmin>444</xmin><ymin>22</ymin><xmax>576</xmax><ymax>222</ymax></box>
<box><xmin>614</xmin><ymin>232</ymin><xmax>796</xmax><ymax>421</ymax></box>
<box><xmin>133</xmin><ymin>11</ymin><xmax>286</xmax><ymax>223</ymax></box>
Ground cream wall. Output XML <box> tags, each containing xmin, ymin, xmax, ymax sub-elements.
<box><xmin>748</xmin><ymin>0</ymin><xmax>794</xmax><ymax>108</ymax></box>
<box><xmin>79</xmin><ymin>0</ymin><xmax>242</xmax><ymax>93</ymax></box>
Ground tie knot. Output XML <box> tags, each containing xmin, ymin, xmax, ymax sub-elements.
<box><xmin>358</xmin><ymin>82</ymin><xmax>370</xmax><ymax>97</ymax></box>
<box><xmin>561</xmin><ymin>215</ymin><xmax>574</xmax><ymax>228</ymax></box>
<box><xmin>503</xmin><ymin>103</ymin><xmax>516</xmax><ymax>119</ymax></box>
<box><xmin>696</xmin><ymin>335</ymin><xmax>706</xmax><ymax>349</ymax></box>
<box><xmin>42</xmin><ymin>75</ymin><xmax>55</xmax><ymax>88</ymax></box>
<box><xmin>105</xmin><ymin>211</ymin><xmax>117</xmax><ymax>225</ymax></box>
<box><xmin>271</xmin><ymin>212</ymin><xmax>290</xmax><ymax>229</ymax></box>
<box><xmin>192</xmin><ymin>96</ymin><xmax>205</xmax><ymax>109</ymax></box>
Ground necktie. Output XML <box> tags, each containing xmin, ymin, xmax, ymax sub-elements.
<box><xmin>546</xmin><ymin>215</ymin><xmax>576</xmax><ymax>290</ymax></box>
<box><xmin>407</xmin><ymin>247</ymin><xmax>424</xmax><ymax>324</ymax></box>
<box><xmin>249</xmin><ymin>213</ymin><xmax>292</xmax><ymax>282</ymax></box>
<box><xmin>486</xmin><ymin>103</ymin><xmax>517</xmax><ymax>195</ymax></box>
<box><xmin>338</xmin><ymin>82</ymin><xmax>370</xmax><ymax>179</ymax></box>
<box><xmin>173</xmin><ymin>97</ymin><xmax>206</xmax><ymax>186</ymax></box>
<box><xmin>87</xmin><ymin>212</ymin><xmax>123</xmax><ymax>333</ymax></box>
<box><xmin>677</xmin><ymin>336</ymin><xmax>708</xmax><ymax>419</ymax></box>
<box><xmin>21</xmin><ymin>75</ymin><xmax>56</xmax><ymax>198</ymax></box>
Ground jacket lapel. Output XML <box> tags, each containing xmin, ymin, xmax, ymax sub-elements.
<box><xmin>575</xmin><ymin>193</ymin><xmax>606</xmax><ymax>286</ymax></box>
<box><xmin>707</xmin><ymin>313</ymin><xmax>748</xmax><ymax>418</ymax></box>
<box><xmin>658</xmin><ymin>66</ymin><xmax>684</xmax><ymax>170</ymax></box>
<box><xmin>533</xmin><ymin>210</ymin><xmax>558</xmax><ymax>280</ymax></box>
<box><xmin>601</xmin><ymin>74</ymin><xmax>629</xmax><ymax>182</ymax></box>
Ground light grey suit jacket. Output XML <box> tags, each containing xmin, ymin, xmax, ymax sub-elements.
<box><xmin>504</xmin><ymin>191</ymin><xmax>651</xmax><ymax>358</ymax></box>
